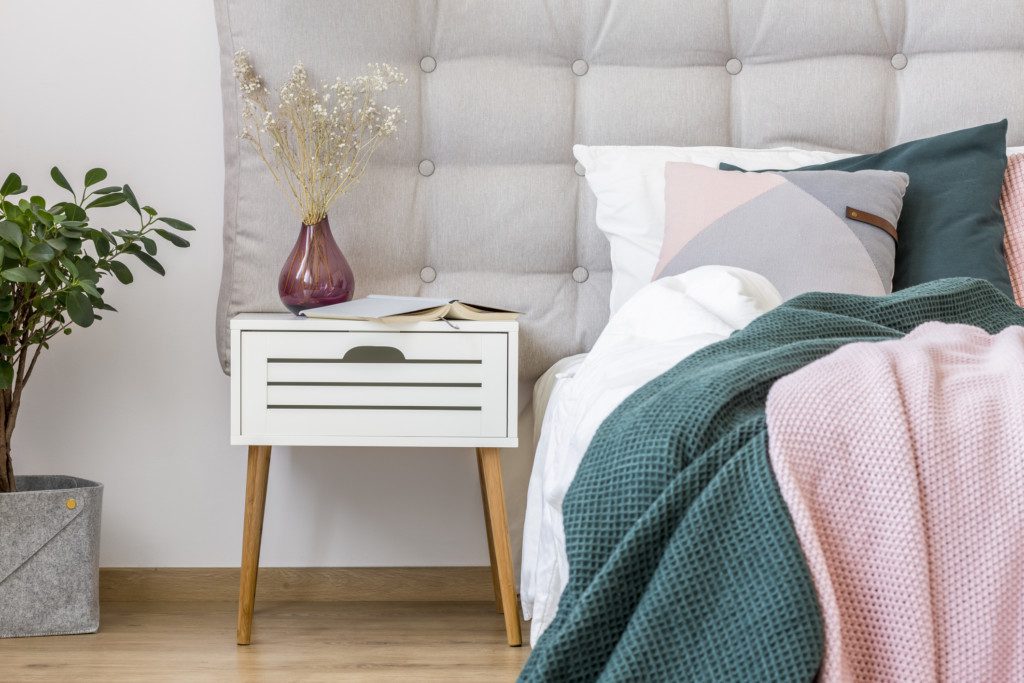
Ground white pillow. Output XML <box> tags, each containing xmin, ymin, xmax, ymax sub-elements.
<box><xmin>573</xmin><ymin>145</ymin><xmax>852</xmax><ymax>313</ymax></box>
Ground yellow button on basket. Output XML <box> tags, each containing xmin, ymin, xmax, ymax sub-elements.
<box><xmin>66</xmin><ymin>498</ymin><xmax>77</xmax><ymax>510</ymax></box>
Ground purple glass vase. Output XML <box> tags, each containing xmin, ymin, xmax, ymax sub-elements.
<box><xmin>278</xmin><ymin>216</ymin><xmax>355</xmax><ymax>314</ymax></box>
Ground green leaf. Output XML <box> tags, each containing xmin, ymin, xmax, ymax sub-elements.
<box><xmin>87</xmin><ymin>230</ymin><xmax>110</xmax><ymax>257</ymax></box>
<box><xmin>59</xmin><ymin>203</ymin><xmax>87</xmax><ymax>221</ymax></box>
<box><xmin>0</xmin><ymin>221</ymin><xmax>23</xmax><ymax>249</ymax></box>
<box><xmin>154</xmin><ymin>228</ymin><xmax>189</xmax><ymax>248</ymax></box>
<box><xmin>142</xmin><ymin>206</ymin><xmax>157</xmax><ymax>217</ymax></box>
<box><xmin>122</xmin><ymin>184</ymin><xmax>140</xmax><ymax>214</ymax></box>
<box><xmin>157</xmin><ymin>217</ymin><xmax>195</xmax><ymax>232</ymax></box>
<box><xmin>27</xmin><ymin>242</ymin><xmax>54</xmax><ymax>263</ymax></box>
<box><xmin>85</xmin><ymin>193</ymin><xmax>125</xmax><ymax>209</ymax></box>
<box><xmin>47</xmin><ymin>237</ymin><xmax>67</xmax><ymax>251</ymax></box>
<box><xmin>84</xmin><ymin>168</ymin><xmax>107</xmax><ymax>187</ymax></box>
<box><xmin>75</xmin><ymin>257</ymin><xmax>98</xmax><ymax>282</ymax></box>
<box><xmin>0</xmin><ymin>361</ymin><xmax>12</xmax><ymax>390</ymax></box>
<box><xmin>66</xmin><ymin>290</ymin><xmax>94</xmax><ymax>327</ymax></box>
<box><xmin>29</xmin><ymin>206</ymin><xmax>54</xmax><ymax>227</ymax></box>
<box><xmin>2</xmin><ymin>201</ymin><xmax>22</xmax><ymax>220</ymax></box>
<box><xmin>1</xmin><ymin>266</ymin><xmax>39</xmax><ymax>283</ymax></box>
<box><xmin>46</xmin><ymin>263</ymin><xmax>67</xmax><ymax>284</ymax></box>
<box><xmin>93</xmin><ymin>186</ymin><xmax>121</xmax><ymax>195</ymax></box>
<box><xmin>78</xmin><ymin>279</ymin><xmax>101</xmax><ymax>298</ymax></box>
<box><xmin>0</xmin><ymin>173</ymin><xmax>23</xmax><ymax>196</ymax></box>
<box><xmin>132</xmin><ymin>251</ymin><xmax>165</xmax><ymax>275</ymax></box>
<box><xmin>140</xmin><ymin>236</ymin><xmax>157</xmax><ymax>255</ymax></box>
<box><xmin>60</xmin><ymin>256</ymin><xmax>79</xmax><ymax>278</ymax></box>
<box><xmin>108</xmin><ymin>260</ymin><xmax>133</xmax><ymax>284</ymax></box>
<box><xmin>50</xmin><ymin>167</ymin><xmax>73</xmax><ymax>194</ymax></box>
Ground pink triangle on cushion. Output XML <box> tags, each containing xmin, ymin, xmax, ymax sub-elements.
<box><xmin>655</xmin><ymin>163</ymin><xmax>785</xmax><ymax>278</ymax></box>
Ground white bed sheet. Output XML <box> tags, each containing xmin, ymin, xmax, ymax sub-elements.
<box><xmin>519</xmin><ymin>265</ymin><xmax>783</xmax><ymax>645</ymax></box>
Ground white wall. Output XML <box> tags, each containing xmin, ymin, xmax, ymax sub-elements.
<box><xmin>0</xmin><ymin>0</ymin><xmax>524</xmax><ymax>567</ymax></box>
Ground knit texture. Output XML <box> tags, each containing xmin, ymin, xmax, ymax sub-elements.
<box><xmin>767</xmin><ymin>320</ymin><xmax>1024</xmax><ymax>682</ymax></box>
<box><xmin>520</xmin><ymin>277</ymin><xmax>1023</xmax><ymax>683</ymax></box>
<box><xmin>1001</xmin><ymin>153</ymin><xmax>1024</xmax><ymax>304</ymax></box>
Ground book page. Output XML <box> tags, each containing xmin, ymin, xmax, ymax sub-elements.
<box><xmin>302</xmin><ymin>295</ymin><xmax>452</xmax><ymax>320</ymax></box>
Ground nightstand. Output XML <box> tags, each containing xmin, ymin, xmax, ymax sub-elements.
<box><xmin>229</xmin><ymin>314</ymin><xmax>521</xmax><ymax>646</ymax></box>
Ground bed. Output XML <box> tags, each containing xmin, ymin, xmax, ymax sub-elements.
<box><xmin>214</xmin><ymin>1</ymin><xmax>1024</xmax><ymax>679</ymax></box>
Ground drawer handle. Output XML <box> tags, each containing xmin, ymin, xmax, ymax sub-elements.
<box><xmin>341</xmin><ymin>346</ymin><xmax>406</xmax><ymax>363</ymax></box>
<box><xmin>267</xmin><ymin>344</ymin><xmax>482</xmax><ymax>364</ymax></box>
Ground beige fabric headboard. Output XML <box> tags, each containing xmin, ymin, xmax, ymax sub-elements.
<box><xmin>214</xmin><ymin>0</ymin><xmax>1024</xmax><ymax>380</ymax></box>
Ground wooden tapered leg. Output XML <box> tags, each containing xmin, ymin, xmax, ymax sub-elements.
<box><xmin>476</xmin><ymin>447</ymin><xmax>522</xmax><ymax>646</ymax></box>
<box><xmin>476</xmin><ymin>453</ymin><xmax>504</xmax><ymax>613</ymax></box>
<box><xmin>237</xmin><ymin>445</ymin><xmax>272</xmax><ymax>645</ymax></box>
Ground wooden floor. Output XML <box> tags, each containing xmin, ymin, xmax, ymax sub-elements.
<box><xmin>0</xmin><ymin>600</ymin><xmax>531</xmax><ymax>682</ymax></box>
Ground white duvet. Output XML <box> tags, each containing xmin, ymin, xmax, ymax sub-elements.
<box><xmin>520</xmin><ymin>265</ymin><xmax>783</xmax><ymax>645</ymax></box>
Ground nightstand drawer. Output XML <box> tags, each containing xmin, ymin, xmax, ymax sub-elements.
<box><xmin>237</xmin><ymin>331</ymin><xmax>509</xmax><ymax>441</ymax></box>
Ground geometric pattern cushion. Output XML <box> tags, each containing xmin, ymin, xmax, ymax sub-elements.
<box><xmin>659</xmin><ymin>163</ymin><xmax>908</xmax><ymax>300</ymax></box>
<box><xmin>1001</xmin><ymin>154</ymin><xmax>1024</xmax><ymax>305</ymax></box>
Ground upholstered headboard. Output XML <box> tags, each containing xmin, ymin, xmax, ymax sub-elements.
<box><xmin>214</xmin><ymin>0</ymin><xmax>1024</xmax><ymax>380</ymax></box>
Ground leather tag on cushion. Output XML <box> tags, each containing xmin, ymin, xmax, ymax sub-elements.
<box><xmin>721</xmin><ymin>121</ymin><xmax>1012</xmax><ymax>297</ymax></box>
<box><xmin>1001</xmin><ymin>154</ymin><xmax>1024</xmax><ymax>305</ymax></box>
<box><xmin>658</xmin><ymin>163</ymin><xmax>907</xmax><ymax>300</ymax></box>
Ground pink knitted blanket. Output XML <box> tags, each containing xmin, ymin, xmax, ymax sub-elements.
<box><xmin>766</xmin><ymin>321</ymin><xmax>1024</xmax><ymax>682</ymax></box>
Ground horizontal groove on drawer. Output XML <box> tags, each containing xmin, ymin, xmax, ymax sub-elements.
<box><xmin>266</xmin><ymin>405</ymin><xmax>482</xmax><ymax>411</ymax></box>
<box><xmin>267</xmin><ymin>381</ymin><xmax>483</xmax><ymax>387</ymax></box>
<box><xmin>266</xmin><ymin>358</ymin><xmax>482</xmax><ymax>364</ymax></box>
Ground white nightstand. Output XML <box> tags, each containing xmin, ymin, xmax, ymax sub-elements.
<box><xmin>229</xmin><ymin>314</ymin><xmax>521</xmax><ymax>646</ymax></box>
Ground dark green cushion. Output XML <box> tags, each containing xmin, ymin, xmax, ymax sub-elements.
<box><xmin>721</xmin><ymin>121</ymin><xmax>1011</xmax><ymax>296</ymax></box>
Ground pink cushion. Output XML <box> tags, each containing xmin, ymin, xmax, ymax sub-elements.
<box><xmin>1001</xmin><ymin>154</ymin><xmax>1024</xmax><ymax>305</ymax></box>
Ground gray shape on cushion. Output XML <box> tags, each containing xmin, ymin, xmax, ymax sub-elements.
<box><xmin>777</xmin><ymin>169</ymin><xmax>907</xmax><ymax>289</ymax></box>
<box><xmin>660</xmin><ymin>182</ymin><xmax>886</xmax><ymax>299</ymax></box>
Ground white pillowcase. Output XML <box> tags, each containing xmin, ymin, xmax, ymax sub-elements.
<box><xmin>573</xmin><ymin>145</ymin><xmax>854</xmax><ymax>313</ymax></box>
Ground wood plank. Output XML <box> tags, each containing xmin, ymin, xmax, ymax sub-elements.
<box><xmin>477</xmin><ymin>447</ymin><xmax>523</xmax><ymax>646</ymax></box>
<box><xmin>237</xmin><ymin>444</ymin><xmax>272</xmax><ymax>645</ymax></box>
<box><xmin>0</xmin><ymin>601</ymin><xmax>531</xmax><ymax>681</ymax></box>
<box><xmin>477</xmin><ymin>455</ymin><xmax>505</xmax><ymax>613</ymax></box>
<box><xmin>100</xmin><ymin>567</ymin><xmax>497</xmax><ymax>603</ymax></box>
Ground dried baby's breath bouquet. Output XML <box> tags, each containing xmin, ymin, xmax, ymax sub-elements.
<box><xmin>233</xmin><ymin>50</ymin><xmax>406</xmax><ymax>225</ymax></box>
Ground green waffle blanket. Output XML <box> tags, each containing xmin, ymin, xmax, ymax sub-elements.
<box><xmin>520</xmin><ymin>278</ymin><xmax>1024</xmax><ymax>682</ymax></box>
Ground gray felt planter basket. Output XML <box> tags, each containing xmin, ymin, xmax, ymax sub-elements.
<box><xmin>0</xmin><ymin>475</ymin><xmax>103</xmax><ymax>638</ymax></box>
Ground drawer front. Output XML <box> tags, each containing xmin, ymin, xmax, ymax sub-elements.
<box><xmin>238</xmin><ymin>331</ymin><xmax>509</xmax><ymax>439</ymax></box>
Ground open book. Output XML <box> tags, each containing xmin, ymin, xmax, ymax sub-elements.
<box><xmin>301</xmin><ymin>295</ymin><xmax>520</xmax><ymax>322</ymax></box>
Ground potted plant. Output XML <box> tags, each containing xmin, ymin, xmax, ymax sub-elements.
<box><xmin>0</xmin><ymin>167</ymin><xmax>192</xmax><ymax>637</ymax></box>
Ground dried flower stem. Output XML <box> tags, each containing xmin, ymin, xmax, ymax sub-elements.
<box><xmin>233</xmin><ymin>50</ymin><xmax>406</xmax><ymax>225</ymax></box>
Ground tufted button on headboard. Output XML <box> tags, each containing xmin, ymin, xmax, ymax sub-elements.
<box><xmin>214</xmin><ymin>0</ymin><xmax>1024</xmax><ymax>381</ymax></box>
